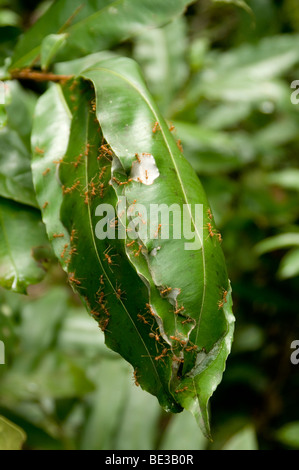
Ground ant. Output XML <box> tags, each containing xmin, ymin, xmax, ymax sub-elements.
<box><xmin>137</xmin><ymin>313</ymin><xmax>151</xmax><ymax>326</ymax></box>
<box><xmin>152</xmin><ymin>121</ymin><xmax>160</xmax><ymax>133</ymax></box>
<box><xmin>133</xmin><ymin>369</ymin><xmax>140</xmax><ymax>387</ymax></box>
<box><xmin>155</xmin><ymin>348</ymin><xmax>168</xmax><ymax>363</ymax></box>
<box><xmin>103</xmin><ymin>246</ymin><xmax>118</xmax><ymax>270</ymax></box>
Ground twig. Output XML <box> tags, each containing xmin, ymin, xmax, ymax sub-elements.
<box><xmin>10</xmin><ymin>68</ymin><xmax>73</xmax><ymax>83</ymax></box>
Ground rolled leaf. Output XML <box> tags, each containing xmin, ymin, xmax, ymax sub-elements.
<box><xmin>31</xmin><ymin>57</ymin><xmax>234</xmax><ymax>437</ymax></box>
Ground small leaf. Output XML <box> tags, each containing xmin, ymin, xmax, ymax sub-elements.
<box><xmin>0</xmin><ymin>415</ymin><xmax>26</xmax><ymax>450</ymax></box>
<box><xmin>278</xmin><ymin>248</ymin><xmax>299</xmax><ymax>279</ymax></box>
<box><xmin>0</xmin><ymin>128</ymin><xmax>37</xmax><ymax>207</ymax></box>
<box><xmin>211</xmin><ymin>0</ymin><xmax>253</xmax><ymax>15</ymax></box>
<box><xmin>254</xmin><ymin>233</ymin><xmax>299</xmax><ymax>256</ymax></box>
<box><xmin>41</xmin><ymin>33</ymin><xmax>68</xmax><ymax>71</ymax></box>
<box><xmin>275</xmin><ymin>422</ymin><xmax>299</xmax><ymax>449</ymax></box>
<box><xmin>267</xmin><ymin>169</ymin><xmax>299</xmax><ymax>192</ymax></box>
<box><xmin>222</xmin><ymin>425</ymin><xmax>258</xmax><ymax>450</ymax></box>
<box><xmin>0</xmin><ymin>198</ymin><xmax>49</xmax><ymax>293</ymax></box>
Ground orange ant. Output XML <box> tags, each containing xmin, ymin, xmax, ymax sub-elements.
<box><xmin>68</xmin><ymin>272</ymin><xmax>84</xmax><ymax>287</ymax></box>
<box><xmin>90</xmin><ymin>182</ymin><xmax>97</xmax><ymax>197</ymax></box>
<box><xmin>72</xmin><ymin>154</ymin><xmax>84</xmax><ymax>169</ymax></box>
<box><xmin>181</xmin><ymin>317</ymin><xmax>194</xmax><ymax>325</ymax></box>
<box><xmin>155</xmin><ymin>348</ymin><xmax>168</xmax><ymax>363</ymax></box>
<box><xmin>161</xmin><ymin>287</ymin><xmax>172</xmax><ymax>296</ymax></box>
<box><xmin>115</xmin><ymin>283</ymin><xmax>126</xmax><ymax>301</ymax></box>
<box><xmin>206</xmin><ymin>222</ymin><xmax>218</xmax><ymax>240</ymax></box>
<box><xmin>134</xmin><ymin>245</ymin><xmax>143</xmax><ymax>257</ymax></box>
<box><xmin>63</xmin><ymin>180</ymin><xmax>81</xmax><ymax>195</ymax></box>
<box><xmin>137</xmin><ymin>313</ymin><xmax>151</xmax><ymax>326</ymax></box>
<box><xmin>70</xmin><ymin>229</ymin><xmax>78</xmax><ymax>244</ymax></box>
<box><xmin>35</xmin><ymin>146</ymin><xmax>44</xmax><ymax>155</ymax></box>
<box><xmin>90</xmin><ymin>99</ymin><xmax>96</xmax><ymax>113</ymax></box>
<box><xmin>135</xmin><ymin>153</ymin><xmax>141</xmax><ymax>163</ymax></box>
<box><xmin>174</xmin><ymin>306</ymin><xmax>185</xmax><ymax>315</ymax></box>
<box><xmin>169</xmin><ymin>124</ymin><xmax>175</xmax><ymax>132</ymax></box>
<box><xmin>154</xmin><ymin>224</ymin><xmax>162</xmax><ymax>238</ymax></box>
<box><xmin>69</xmin><ymin>80</ymin><xmax>78</xmax><ymax>92</ymax></box>
<box><xmin>170</xmin><ymin>335</ymin><xmax>187</xmax><ymax>346</ymax></box>
<box><xmin>146</xmin><ymin>303</ymin><xmax>155</xmax><ymax>317</ymax></box>
<box><xmin>175</xmin><ymin>386</ymin><xmax>188</xmax><ymax>394</ymax></box>
<box><xmin>69</xmin><ymin>247</ymin><xmax>77</xmax><ymax>257</ymax></box>
<box><xmin>100</xmin><ymin>274</ymin><xmax>105</xmax><ymax>285</ymax></box>
<box><xmin>207</xmin><ymin>209</ymin><xmax>213</xmax><ymax>220</ymax></box>
<box><xmin>53</xmin><ymin>233</ymin><xmax>65</xmax><ymax>239</ymax></box>
<box><xmin>53</xmin><ymin>158</ymin><xmax>64</xmax><ymax>165</ymax></box>
<box><xmin>112</xmin><ymin>176</ymin><xmax>133</xmax><ymax>187</ymax></box>
<box><xmin>42</xmin><ymin>168</ymin><xmax>50</xmax><ymax>176</ymax></box>
<box><xmin>110</xmin><ymin>217</ymin><xmax>118</xmax><ymax>228</ymax></box>
<box><xmin>185</xmin><ymin>345</ymin><xmax>198</xmax><ymax>353</ymax></box>
<box><xmin>100</xmin><ymin>144</ymin><xmax>113</xmax><ymax>157</ymax></box>
<box><xmin>103</xmin><ymin>246</ymin><xmax>118</xmax><ymax>269</ymax></box>
<box><xmin>177</xmin><ymin>139</ymin><xmax>183</xmax><ymax>152</ymax></box>
<box><xmin>85</xmin><ymin>143</ymin><xmax>93</xmax><ymax>156</ymax></box>
<box><xmin>133</xmin><ymin>369</ymin><xmax>140</xmax><ymax>387</ymax></box>
<box><xmin>98</xmin><ymin>166</ymin><xmax>107</xmax><ymax>180</ymax></box>
<box><xmin>42</xmin><ymin>201</ymin><xmax>49</xmax><ymax>210</ymax></box>
<box><xmin>91</xmin><ymin>308</ymin><xmax>100</xmax><ymax>318</ymax></box>
<box><xmin>60</xmin><ymin>244</ymin><xmax>69</xmax><ymax>259</ymax></box>
<box><xmin>152</xmin><ymin>121</ymin><xmax>160</xmax><ymax>133</ymax></box>
<box><xmin>172</xmin><ymin>355</ymin><xmax>184</xmax><ymax>365</ymax></box>
<box><xmin>218</xmin><ymin>289</ymin><xmax>228</xmax><ymax>309</ymax></box>
<box><xmin>126</xmin><ymin>240</ymin><xmax>136</xmax><ymax>248</ymax></box>
<box><xmin>98</xmin><ymin>317</ymin><xmax>109</xmax><ymax>332</ymax></box>
<box><xmin>84</xmin><ymin>191</ymin><xmax>89</xmax><ymax>205</ymax></box>
<box><xmin>149</xmin><ymin>328</ymin><xmax>161</xmax><ymax>343</ymax></box>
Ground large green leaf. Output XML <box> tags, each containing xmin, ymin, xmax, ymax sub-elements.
<box><xmin>31</xmin><ymin>57</ymin><xmax>234</xmax><ymax>438</ymax></box>
<box><xmin>0</xmin><ymin>198</ymin><xmax>50</xmax><ymax>293</ymax></box>
<box><xmin>10</xmin><ymin>0</ymin><xmax>196</xmax><ymax>70</ymax></box>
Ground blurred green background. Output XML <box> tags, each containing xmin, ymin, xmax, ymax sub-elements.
<box><xmin>1</xmin><ymin>0</ymin><xmax>299</xmax><ymax>450</ymax></box>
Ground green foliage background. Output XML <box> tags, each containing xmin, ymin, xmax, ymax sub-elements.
<box><xmin>0</xmin><ymin>0</ymin><xmax>299</xmax><ymax>450</ymax></box>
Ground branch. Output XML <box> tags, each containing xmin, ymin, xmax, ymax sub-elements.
<box><xmin>10</xmin><ymin>68</ymin><xmax>73</xmax><ymax>83</ymax></box>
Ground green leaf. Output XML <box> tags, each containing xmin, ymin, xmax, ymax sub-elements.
<box><xmin>10</xmin><ymin>0</ymin><xmax>197</xmax><ymax>70</ymax></box>
<box><xmin>255</xmin><ymin>233</ymin><xmax>299</xmax><ymax>256</ymax></box>
<box><xmin>173</xmin><ymin>121</ymin><xmax>255</xmax><ymax>174</ymax></box>
<box><xmin>0</xmin><ymin>81</ymin><xmax>38</xmax><ymax>207</ymax></box>
<box><xmin>41</xmin><ymin>33</ymin><xmax>68</xmax><ymax>71</ymax></box>
<box><xmin>159</xmin><ymin>411</ymin><xmax>208</xmax><ymax>450</ymax></box>
<box><xmin>133</xmin><ymin>17</ymin><xmax>189</xmax><ymax>114</ymax></box>
<box><xmin>222</xmin><ymin>425</ymin><xmax>258</xmax><ymax>450</ymax></box>
<box><xmin>0</xmin><ymin>198</ymin><xmax>49</xmax><ymax>294</ymax></box>
<box><xmin>267</xmin><ymin>169</ymin><xmax>299</xmax><ymax>192</ymax></box>
<box><xmin>275</xmin><ymin>421</ymin><xmax>299</xmax><ymax>449</ymax></box>
<box><xmin>31</xmin><ymin>56</ymin><xmax>234</xmax><ymax>438</ymax></box>
<box><xmin>0</xmin><ymin>415</ymin><xmax>26</xmax><ymax>450</ymax></box>
<box><xmin>185</xmin><ymin>35</ymin><xmax>299</xmax><ymax>107</ymax></box>
<box><xmin>0</xmin><ymin>128</ymin><xmax>37</xmax><ymax>207</ymax></box>
<box><xmin>278</xmin><ymin>248</ymin><xmax>299</xmax><ymax>279</ymax></box>
<box><xmin>211</xmin><ymin>0</ymin><xmax>252</xmax><ymax>15</ymax></box>
<box><xmin>0</xmin><ymin>9</ymin><xmax>21</xmax><ymax>27</ymax></box>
